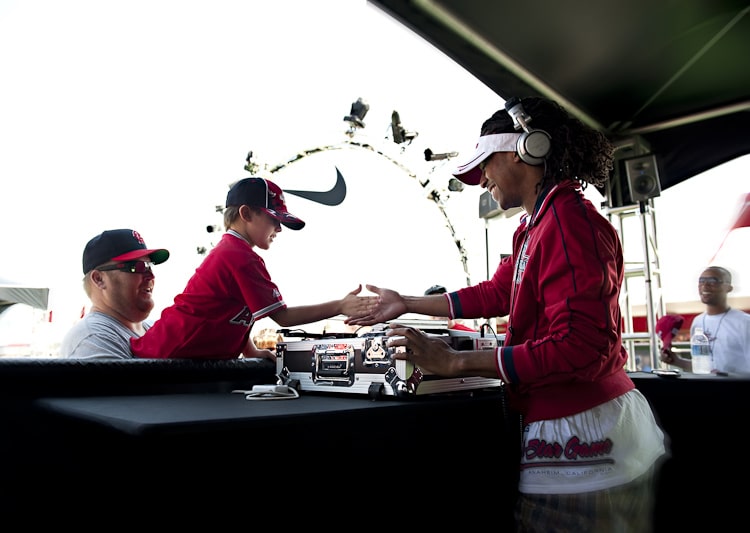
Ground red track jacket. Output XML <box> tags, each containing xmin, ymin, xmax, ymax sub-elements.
<box><xmin>449</xmin><ymin>181</ymin><xmax>634</xmax><ymax>423</ymax></box>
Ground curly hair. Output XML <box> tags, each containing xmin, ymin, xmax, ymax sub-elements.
<box><xmin>480</xmin><ymin>97</ymin><xmax>614</xmax><ymax>191</ymax></box>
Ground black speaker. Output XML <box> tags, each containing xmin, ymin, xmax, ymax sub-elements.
<box><xmin>478</xmin><ymin>190</ymin><xmax>502</xmax><ymax>219</ymax></box>
<box><xmin>504</xmin><ymin>97</ymin><xmax>551</xmax><ymax>165</ymax></box>
<box><xmin>478</xmin><ymin>191</ymin><xmax>522</xmax><ymax>219</ymax></box>
<box><xmin>624</xmin><ymin>154</ymin><xmax>661</xmax><ymax>202</ymax></box>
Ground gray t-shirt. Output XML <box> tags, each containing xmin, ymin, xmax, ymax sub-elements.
<box><xmin>60</xmin><ymin>311</ymin><xmax>150</xmax><ymax>360</ymax></box>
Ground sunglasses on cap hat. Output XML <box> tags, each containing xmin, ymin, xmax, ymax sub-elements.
<box><xmin>96</xmin><ymin>260</ymin><xmax>154</xmax><ymax>274</ymax></box>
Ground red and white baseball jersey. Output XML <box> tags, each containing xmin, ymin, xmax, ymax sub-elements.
<box><xmin>131</xmin><ymin>231</ymin><xmax>285</xmax><ymax>359</ymax></box>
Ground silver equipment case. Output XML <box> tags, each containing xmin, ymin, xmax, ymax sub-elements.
<box><xmin>275</xmin><ymin>320</ymin><xmax>504</xmax><ymax>400</ymax></box>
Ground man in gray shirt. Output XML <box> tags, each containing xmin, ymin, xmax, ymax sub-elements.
<box><xmin>61</xmin><ymin>229</ymin><xmax>169</xmax><ymax>359</ymax></box>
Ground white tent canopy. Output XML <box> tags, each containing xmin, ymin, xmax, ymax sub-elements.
<box><xmin>0</xmin><ymin>277</ymin><xmax>49</xmax><ymax>315</ymax></box>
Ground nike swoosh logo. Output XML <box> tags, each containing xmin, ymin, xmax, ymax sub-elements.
<box><xmin>284</xmin><ymin>167</ymin><xmax>347</xmax><ymax>206</ymax></box>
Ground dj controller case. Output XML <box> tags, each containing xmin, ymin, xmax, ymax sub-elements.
<box><xmin>275</xmin><ymin>321</ymin><xmax>504</xmax><ymax>400</ymax></box>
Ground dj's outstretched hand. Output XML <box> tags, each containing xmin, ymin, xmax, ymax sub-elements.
<box><xmin>345</xmin><ymin>284</ymin><xmax>407</xmax><ymax>326</ymax></box>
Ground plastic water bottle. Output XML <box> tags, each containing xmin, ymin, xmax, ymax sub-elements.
<box><xmin>690</xmin><ymin>327</ymin><xmax>712</xmax><ymax>374</ymax></box>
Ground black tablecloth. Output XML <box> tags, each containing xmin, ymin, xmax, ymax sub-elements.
<box><xmin>35</xmin><ymin>391</ymin><xmax>468</xmax><ymax>436</ymax></box>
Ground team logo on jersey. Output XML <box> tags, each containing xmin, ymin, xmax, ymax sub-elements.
<box><xmin>230</xmin><ymin>306</ymin><xmax>255</xmax><ymax>327</ymax></box>
<box><xmin>515</xmin><ymin>240</ymin><xmax>530</xmax><ymax>285</ymax></box>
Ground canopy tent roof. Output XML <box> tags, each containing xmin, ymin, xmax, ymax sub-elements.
<box><xmin>368</xmin><ymin>0</ymin><xmax>750</xmax><ymax>193</ymax></box>
<box><xmin>0</xmin><ymin>277</ymin><xmax>50</xmax><ymax>316</ymax></box>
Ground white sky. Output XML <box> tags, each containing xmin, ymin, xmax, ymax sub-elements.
<box><xmin>1</xmin><ymin>0</ymin><xmax>748</xmax><ymax>347</ymax></box>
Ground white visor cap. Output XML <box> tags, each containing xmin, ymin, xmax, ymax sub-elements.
<box><xmin>452</xmin><ymin>133</ymin><xmax>522</xmax><ymax>185</ymax></box>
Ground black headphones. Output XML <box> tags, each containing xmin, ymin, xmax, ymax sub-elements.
<box><xmin>504</xmin><ymin>97</ymin><xmax>551</xmax><ymax>166</ymax></box>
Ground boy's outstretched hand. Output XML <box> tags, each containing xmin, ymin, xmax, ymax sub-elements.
<box><xmin>345</xmin><ymin>284</ymin><xmax>407</xmax><ymax>326</ymax></box>
<box><xmin>340</xmin><ymin>284</ymin><xmax>379</xmax><ymax>318</ymax></box>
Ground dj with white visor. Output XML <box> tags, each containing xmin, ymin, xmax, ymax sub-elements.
<box><xmin>347</xmin><ymin>96</ymin><xmax>668</xmax><ymax>532</ymax></box>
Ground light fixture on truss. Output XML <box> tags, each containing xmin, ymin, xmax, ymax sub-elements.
<box><xmin>343</xmin><ymin>97</ymin><xmax>369</xmax><ymax>135</ymax></box>
<box><xmin>244</xmin><ymin>151</ymin><xmax>262</xmax><ymax>174</ymax></box>
<box><xmin>391</xmin><ymin>110</ymin><xmax>418</xmax><ymax>145</ymax></box>
<box><xmin>424</xmin><ymin>147</ymin><xmax>458</xmax><ymax>161</ymax></box>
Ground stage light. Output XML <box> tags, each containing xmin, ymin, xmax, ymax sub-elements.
<box><xmin>391</xmin><ymin>110</ymin><xmax>418</xmax><ymax>144</ymax></box>
<box><xmin>343</xmin><ymin>97</ymin><xmax>369</xmax><ymax>129</ymax></box>
<box><xmin>424</xmin><ymin>148</ymin><xmax>458</xmax><ymax>161</ymax></box>
<box><xmin>244</xmin><ymin>150</ymin><xmax>259</xmax><ymax>174</ymax></box>
<box><xmin>448</xmin><ymin>178</ymin><xmax>464</xmax><ymax>192</ymax></box>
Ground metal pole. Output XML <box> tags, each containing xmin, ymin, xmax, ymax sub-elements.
<box><xmin>485</xmin><ymin>219</ymin><xmax>491</xmax><ymax>281</ymax></box>
<box><xmin>638</xmin><ymin>200</ymin><xmax>658</xmax><ymax>369</ymax></box>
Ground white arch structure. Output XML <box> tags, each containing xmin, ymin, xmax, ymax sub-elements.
<box><xmin>255</xmin><ymin>137</ymin><xmax>473</xmax><ymax>287</ymax></box>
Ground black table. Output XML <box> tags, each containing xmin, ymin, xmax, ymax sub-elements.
<box><xmin>34</xmin><ymin>390</ymin><xmax>507</xmax><ymax>437</ymax></box>
<box><xmin>25</xmin><ymin>389</ymin><xmax>520</xmax><ymax>525</ymax></box>
<box><xmin>18</xmin><ymin>372</ymin><xmax>750</xmax><ymax>530</ymax></box>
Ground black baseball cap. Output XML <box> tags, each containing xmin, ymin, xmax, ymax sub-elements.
<box><xmin>226</xmin><ymin>177</ymin><xmax>305</xmax><ymax>230</ymax></box>
<box><xmin>82</xmin><ymin>229</ymin><xmax>170</xmax><ymax>274</ymax></box>
<box><xmin>424</xmin><ymin>285</ymin><xmax>447</xmax><ymax>295</ymax></box>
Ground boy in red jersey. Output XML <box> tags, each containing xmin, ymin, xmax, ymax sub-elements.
<box><xmin>131</xmin><ymin>177</ymin><xmax>373</xmax><ymax>360</ymax></box>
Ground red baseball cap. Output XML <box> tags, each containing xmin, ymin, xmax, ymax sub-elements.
<box><xmin>656</xmin><ymin>314</ymin><xmax>685</xmax><ymax>350</ymax></box>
